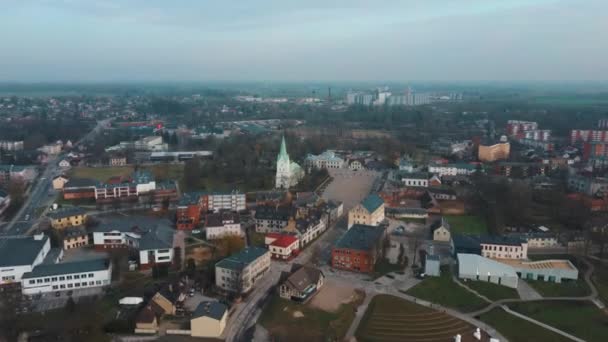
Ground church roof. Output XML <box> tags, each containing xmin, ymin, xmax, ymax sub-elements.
<box><xmin>278</xmin><ymin>135</ymin><xmax>289</xmax><ymax>162</ymax></box>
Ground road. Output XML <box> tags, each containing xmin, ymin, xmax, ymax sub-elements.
<box><xmin>1</xmin><ymin>119</ymin><xmax>110</xmax><ymax>236</ymax></box>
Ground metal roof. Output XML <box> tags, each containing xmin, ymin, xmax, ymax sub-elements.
<box><xmin>457</xmin><ymin>253</ymin><xmax>517</xmax><ymax>278</ymax></box>
<box><xmin>216</xmin><ymin>246</ymin><xmax>269</xmax><ymax>271</ymax></box>
<box><xmin>0</xmin><ymin>235</ymin><xmax>48</xmax><ymax>267</ymax></box>
<box><xmin>47</xmin><ymin>206</ymin><xmax>87</xmax><ymax>220</ymax></box>
<box><xmin>192</xmin><ymin>301</ymin><xmax>227</xmax><ymax>321</ymax></box>
<box><xmin>360</xmin><ymin>194</ymin><xmax>384</xmax><ymax>213</ymax></box>
<box><xmin>334</xmin><ymin>224</ymin><xmax>385</xmax><ymax>251</ymax></box>
<box><xmin>22</xmin><ymin>258</ymin><xmax>110</xmax><ymax>279</ymax></box>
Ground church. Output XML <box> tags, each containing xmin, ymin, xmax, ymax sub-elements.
<box><xmin>275</xmin><ymin>136</ymin><xmax>304</xmax><ymax>189</ymax></box>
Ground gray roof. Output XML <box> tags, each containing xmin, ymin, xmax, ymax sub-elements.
<box><xmin>94</xmin><ymin>217</ymin><xmax>174</xmax><ymax>251</ymax></box>
<box><xmin>22</xmin><ymin>258</ymin><xmax>110</xmax><ymax>279</ymax></box>
<box><xmin>430</xmin><ymin>218</ymin><xmax>450</xmax><ymax>233</ymax></box>
<box><xmin>283</xmin><ymin>265</ymin><xmax>324</xmax><ymax>293</ymax></box>
<box><xmin>0</xmin><ymin>235</ymin><xmax>48</xmax><ymax>267</ymax></box>
<box><xmin>480</xmin><ymin>235</ymin><xmax>524</xmax><ymax>246</ymax></box>
<box><xmin>47</xmin><ymin>206</ymin><xmax>87</xmax><ymax>220</ymax></box>
<box><xmin>216</xmin><ymin>246</ymin><xmax>269</xmax><ymax>271</ymax></box>
<box><xmin>334</xmin><ymin>224</ymin><xmax>385</xmax><ymax>251</ymax></box>
<box><xmin>457</xmin><ymin>253</ymin><xmax>517</xmax><ymax>278</ymax></box>
<box><xmin>192</xmin><ymin>301</ymin><xmax>227</xmax><ymax>321</ymax></box>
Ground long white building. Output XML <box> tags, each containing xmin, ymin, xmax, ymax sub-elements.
<box><xmin>21</xmin><ymin>259</ymin><xmax>112</xmax><ymax>295</ymax></box>
<box><xmin>304</xmin><ymin>151</ymin><xmax>345</xmax><ymax>171</ymax></box>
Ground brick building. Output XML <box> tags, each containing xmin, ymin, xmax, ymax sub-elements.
<box><xmin>331</xmin><ymin>224</ymin><xmax>386</xmax><ymax>273</ymax></box>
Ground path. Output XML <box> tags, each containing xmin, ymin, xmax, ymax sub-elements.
<box><xmin>516</xmin><ymin>279</ymin><xmax>542</xmax><ymax>300</ymax></box>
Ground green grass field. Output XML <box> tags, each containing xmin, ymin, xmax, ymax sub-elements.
<box><xmin>70</xmin><ymin>166</ymin><xmax>134</xmax><ymax>182</ymax></box>
<box><xmin>463</xmin><ymin>280</ymin><xmax>519</xmax><ymax>301</ymax></box>
<box><xmin>356</xmin><ymin>295</ymin><xmax>484</xmax><ymax>342</ymax></box>
<box><xmin>444</xmin><ymin>215</ymin><xmax>488</xmax><ymax>234</ymax></box>
<box><xmin>260</xmin><ymin>293</ymin><xmax>363</xmax><ymax>342</ymax></box>
<box><xmin>525</xmin><ymin>278</ymin><xmax>591</xmax><ymax>297</ymax></box>
<box><xmin>509</xmin><ymin>301</ymin><xmax>608</xmax><ymax>342</ymax></box>
<box><xmin>405</xmin><ymin>267</ymin><xmax>489</xmax><ymax>312</ymax></box>
<box><xmin>591</xmin><ymin>260</ymin><xmax>608</xmax><ymax>304</ymax></box>
<box><xmin>478</xmin><ymin>308</ymin><xmax>572</xmax><ymax>342</ymax></box>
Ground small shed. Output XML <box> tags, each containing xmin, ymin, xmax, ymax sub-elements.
<box><xmin>425</xmin><ymin>254</ymin><xmax>441</xmax><ymax>277</ymax></box>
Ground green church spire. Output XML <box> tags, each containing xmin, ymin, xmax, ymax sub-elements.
<box><xmin>278</xmin><ymin>135</ymin><xmax>289</xmax><ymax>162</ymax></box>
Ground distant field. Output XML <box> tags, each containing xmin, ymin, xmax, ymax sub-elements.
<box><xmin>70</xmin><ymin>164</ymin><xmax>183</xmax><ymax>183</ymax></box>
<box><xmin>478</xmin><ymin>308</ymin><xmax>572</xmax><ymax>342</ymax></box>
<box><xmin>70</xmin><ymin>166</ymin><xmax>134</xmax><ymax>182</ymax></box>
<box><xmin>508</xmin><ymin>301</ymin><xmax>608</xmax><ymax>342</ymax></box>
<box><xmin>530</xmin><ymin>95</ymin><xmax>608</xmax><ymax>106</ymax></box>
<box><xmin>445</xmin><ymin>215</ymin><xmax>488</xmax><ymax>235</ymax></box>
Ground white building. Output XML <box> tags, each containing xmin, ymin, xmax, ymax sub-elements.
<box><xmin>480</xmin><ymin>236</ymin><xmax>528</xmax><ymax>260</ymax></box>
<box><xmin>265</xmin><ymin>234</ymin><xmax>300</xmax><ymax>260</ymax></box>
<box><xmin>457</xmin><ymin>253</ymin><xmax>519</xmax><ymax>288</ymax></box>
<box><xmin>275</xmin><ymin>136</ymin><xmax>304</xmax><ymax>189</ymax></box>
<box><xmin>91</xmin><ymin>217</ymin><xmax>176</xmax><ymax>269</ymax></box>
<box><xmin>304</xmin><ymin>151</ymin><xmax>345</xmax><ymax>171</ymax></box>
<box><xmin>207</xmin><ymin>192</ymin><xmax>246</xmax><ymax>212</ymax></box>
<box><xmin>38</xmin><ymin>143</ymin><xmax>62</xmax><ymax>155</ymax></box>
<box><xmin>428</xmin><ymin>163</ymin><xmax>476</xmax><ymax>177</ymax></box>
<box><xmin>205</xmin><ymin>212</ymin><xmax>243</xmax><ymax>240</ymax></box>
<box><xmin>21</xmin><ymin>258</ymin><xmax>112</xmax><ymax>295</ymax></box>
<box><xmin>215</xmin><ymin>247</ymin><xmax>271</xmax><ymax>294</ymax></box>
<box><xmin>0</xmin><ymin>140</ymin><xmax>24</xmax><ymax>151</ymax></box>
<box><xmin>400</xmin><ymin>172</ymin><xmax>431</xmax><ymax>187</ymax></box>
<box><xmin>0</xmin><ymin>234</ymin><xmax>51</xmax><ymax>286</ymax></box>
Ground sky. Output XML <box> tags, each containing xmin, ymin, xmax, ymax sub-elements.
<box><xmin>0</xmin><ymin>0</ymin><xmax>607</xmax><ymax>82</ymax></box>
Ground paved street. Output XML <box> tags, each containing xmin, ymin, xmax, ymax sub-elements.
<box><xmin>1</xmin><ymin>119</ymin><xmax>109</xmax><ymax>236</ymax></box>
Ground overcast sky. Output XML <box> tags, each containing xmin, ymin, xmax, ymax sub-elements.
<box><xmin>0</xmin><ymin>0</ymin><xmax>606</xmax><ymax>82</ymax></box>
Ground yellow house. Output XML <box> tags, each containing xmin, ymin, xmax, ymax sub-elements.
<box><xmin>150</xmin><ymin>289</ymin><xmax>180</xmax><ymax>315</ymax></box>
<box><xmin>431</xmin><ymin>218</ymin><xmax>451</xmax><ymax>242</ymax></box>
<box><xmin>478</xmin><ymin>137</ymin><xmax>510</xmax><ymax>162</ymax></box>
<box><xmin>348</xmin><ymin>193</ymin><xmax>385</xmax><ymax>228</ymax></box>
<box><xmin>190</xmin><ymin>301</ymin><xmax>228</xmax><ymax>338</ymax></box>
<box><xmin>52</xmin><ymin>175</ymin><xmax>70</xmax><ymax>190</ymax></box>
<box><xmin>135</xmin><ymin>305</ymin><xmax>158</xmax><ymax>333</ymax></box>
<box><xmin>63</xmin><ymin>226</ymin><xmax>89</xmax><ymax>249</ymax></box>
<box><xmin>48</xmin><ymin>207</ymin><xmax>88</xmax><ymax>229</ymax></box>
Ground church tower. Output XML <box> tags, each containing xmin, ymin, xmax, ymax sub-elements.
<box><xmin>275</xmin><ymin>136</ymin><xmax>291</xmax><ymax>188</ymax></box>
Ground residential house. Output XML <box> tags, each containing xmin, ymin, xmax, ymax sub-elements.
<box><xmin>478</xmin><ymin>137</ymin><xmax>510</xmax><ymax>162</ymax></box>
<box><xmin>109</xmin><ymin>155</ymin><xmax>128</xmax><ymax>166</ymax></box>
<box><xmin>205</xmin><ymin>212</ymin><xmax>242</xmax><ymax>240</ymax></box>
<box><xmin>63</xmin><ymin>226</ymin><xmax>89</xmax><ymax>250</ymax></box>
<box><xmin>52</xmin><ymin>175</ymin><xmax>70</xmax><ymax>190</ymax></box>
<box><xmin>58</xmin><ymin>159</ymin><xmax>71</xmax><ymax>169</ymax></box>
<box><xmin>430</xmin><ymin>218</ymin><xmax>451</xmax><ymax>242</ymax></box>
<box><xmin>255</xmin><ymin>205</ymin><xmax>292</xmax><ymax>233</ymax></box>
<box><xmin>48</xmin><ymin>207</ymin><xmax>88</xmax><ymax>229</ymax></box>
<box><xmin>0</xmin><ymin>165</ymin><xmax>37</xmax><ymax>184</ymax></box>
<box><xmin>215</xmin><ymin>246</ymin><xmax>271</xmax><ymax>294</ymax></box>
<box><xmin>480</xmin><ymin>236</ymin><xmax>528</xmax><ymax>260</ymax></box>
<box><xmin>265</xmin><ymin>233</ymin><xmax>299</xmax><ymax>260</ymax></box>
<box><xmin>190</xmin><ymin>301</ymin><xmax>228</xmax><ymax>338</ymax></box>
<box><xmin>348</xmin><ymin>193</ymin><xmax>385</xmax><ymax>228</ymax></box>
<box><xmin>150</xmin><ymin>287</ymin><xmax>183</xmax><ymax>315</ymax></box>
<box><xmin>331</xmin><ymin>224</ymin><xmax>386</xmax><ymax>273</ymax></box>
<box><xmin>279</xmin><ymin>264</ymin><xmax>325</xmax><ymax>302</ymax></box>
<box><xmin>400</xmin><ymin>172</ymin><xmax>432</xmax><ymax>187</ymax></box>
<box><xmin>428</xmin><ymin>163</ymin><xmax>476</xmax><ymax>177</ymax></box>
<box><xmin>135</xmin><ymin>305</ymin><xmax>159</xmax><ymax>333</ymax></box>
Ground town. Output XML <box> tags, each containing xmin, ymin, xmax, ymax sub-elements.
<box><xmin>0</xmin><ymin>83</ymin><xmax>607</xmax><ymax>342</ymax></box>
